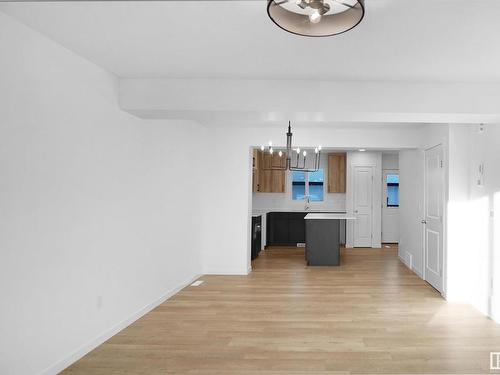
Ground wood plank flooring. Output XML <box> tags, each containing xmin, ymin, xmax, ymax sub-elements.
<box><xmin>63</xmin><ymin>246</ymin><xmax>500</xmax><ymax>374</ymax></box>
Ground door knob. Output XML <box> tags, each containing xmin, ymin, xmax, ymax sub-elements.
<box><xmin>421</xmin><ymin>220</ymin><xmax>427</xmax><ymax>224</ymax></box>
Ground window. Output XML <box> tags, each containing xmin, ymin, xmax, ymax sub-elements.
<box><xmin>292</xmin><ymin>171</ymin><xmax>306</xmax><ymax>200</ymax></box>
<box><xmin>292</xmin><ymin>169</ymin><xmax>324</xmax><ymax>201</ymax></box>
<box><xmin>386</xmin><ymin>174</ymin><xmax>399</xmax><ymax>207</ymax></box>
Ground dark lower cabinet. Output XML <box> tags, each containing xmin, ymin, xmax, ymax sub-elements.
<box><xmin>305</xmin><ymin>219</ymin><xmax>341</xmax><ymax>266</ymax></box>
<box><xmin>266</xmin><ymin>212</ymin><xmax>307</xmax><ymax>246</ymax></box>
<box><xmin>266</xmin><ymin>212</ymin><xmax>346</xmax><ymax>247</ymax></box>
<box><xmin>251</xmin><ymin>215</ymin><xmax>262</xmax><ymax>260</ymax></box>
<box><xmin>289</xmin><ymin>215</ymin><xmax>306</xmax><ymax>244</ymax></box>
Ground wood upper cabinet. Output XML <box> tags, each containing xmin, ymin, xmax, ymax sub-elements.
<box><xmin>252</xmin><ymin>149</ymin><xmax>260</xmax><ymax>192</ymax></box>
<box><xmin>270</xmin><ymin>153</ymin><xmax>285</xmax><ymax>193</ymax></box>
<box><xmin>328</xmin><ymin>153</ymin><xmax>346</xmax><ymax>193</ymax></box>
<box><xmin>253</xmin><ymin>150</ymin><xmax>285</xmax><ymax>193</ymax></box>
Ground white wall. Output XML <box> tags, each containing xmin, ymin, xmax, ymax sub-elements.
<box><xmin>446</xmin><ymin>124</ymin><xmax>500</xmax><ymax>322</ymax></box>
<box><xmin>382</xmin><ymin>153</ymin><xmax>399</xmax><ymax>170</ymax></box>
<box><xmin>345</xmin><ymin>151</ymin><xmax>382</xmax><ymax>248</ymax></box>
<box><xmin>446</xmin><ymin>125</ymin><xmax>474</xmax><ymax>303</ymax></box>
<box><xmin>381</xmin><ymin>153</ymin><xmax>400</xmax><ymax>244</ymax></box>
<box><xmin>398</xmin><ymin>123</ymin><xmax>500</xmax><ymax>322</ymax></box>
<box><xmin>0</xmin><ymin>13</ymin><xmax>205</xmax><ymax>375</ymax></box>
<box><xmin>200</xmin><ymin>125</ymin><xmax>423</xmax><ymax>276</ymax></box>
<box><xmin>399</xmin><ymin>149</ymin><xmax>425</xmax><ymax>274</ymax></box>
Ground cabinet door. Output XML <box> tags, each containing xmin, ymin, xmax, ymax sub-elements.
<box><xmin>258</xmin><ymin>152</ymin><xmax>285</xmax><ymax>193</ymax></box>
<box><xmin>289</xmin><ymin>213</ymin><xmax>306</xmax><ymax>244</ymax></box>
<box><xmin>259</xmin><ymin>152</ymin><xmax>273</xmax><ymax>192</ymax></box>
<box><xmin>271</xmin><ymin>154</ymin><xmax>286</xmax><ymax>193</ymax></box>
<box><xmin>328</xmin><ymin>153</ymin><xmax>346</xmax><ymax>193</ymax></box>
<box><xmin>267</xmin><ymin>213</ymin><xmax>289</xmax><ymax>245</ymax></box>
<box><xmin>252</xmin><ymin>149</ymin><xmax>260</xmax><ymax>192</ymax></box>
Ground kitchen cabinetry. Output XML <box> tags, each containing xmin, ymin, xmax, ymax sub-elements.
<box><xmin>253</xmin><ymin>150</ymin><xmax>285</xmax><ymax>193</ymax></box>
<box><xmin>328</xmin><ymin>153</ymin><xmax>346</xmax><ymax>193</ymax></box>
<box><xmin>251</xmin><ymin>215</ymin><xmax>262</xmax><ymax>260</ymax></box>
<box><xmin>266</xmin><ymin>212</ymin><xmax>307</xmax><ymax>246</ymax></box>
<box><xmin>252</xmin><ymin>149</ymin><xmax>260</xmax><ymax>193</ymax></box>
<box><xmin>267</xmin><ymin>211</ymin><xmax>346</xmax><ymax>247</ymax></box>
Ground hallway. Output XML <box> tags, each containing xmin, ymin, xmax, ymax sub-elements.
<box><xmin>64</xmin><ymin>247</ymin><xmax>500</xmax><ymax>374</ymax></box>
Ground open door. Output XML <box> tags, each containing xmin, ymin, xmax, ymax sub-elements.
<box><xmin>424</xmin><ymin>145</ymin><xmax>444</xmax><ymax>293</ymax></box>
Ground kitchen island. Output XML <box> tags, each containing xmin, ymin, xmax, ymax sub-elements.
<box><xmin>304</xmin><ymin>213</ymin><xmax>356</xmax><ymax>266</ymax></box>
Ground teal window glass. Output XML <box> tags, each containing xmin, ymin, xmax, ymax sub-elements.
<box><xmin>292</xmin><ymin>171</ymin><xmax>306</xmax><ymax>200</ymax></box>
<box><xmin>386</xmin><ymin>174</ymin><xmax>399</xmax><ymax>207</ymax></box>
<box><xmin>292</xmin><ymin>169</ymin><xmax>324</xmax><ymax>202</ymax></box>
<box><xmin>308</xmin><ymin>169</ymin><xmax>324</xmax><ymax>201</ymax></box>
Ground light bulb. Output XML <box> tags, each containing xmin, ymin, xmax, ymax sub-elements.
<box><xmin>318</xmin><ymin>145</ymin><xmax>322</xmax><ymax>151</ymax></box>
<box><xmin>303</xmin><ymin>150</ymin><xmax>307</xmax><ymax>157</ymax></box>
<box><xmin>315</xmin><ymin>148</ymin><xmax>318</xmax><ymax>154</ymax></box>
<box><xmin>260</xmin><ymin>145</ymin><xmax>265</xmax><ymax>151</ymax></box>
<box><xmin>296</xmin><ymin>148</ymin><xmax>301</xmax><ymax>154</ymax></box>
<box><xmin>278</xmin><ymin>150</ymin><xmax>283</xmax><ymax>157</ymax></box>
<box><xmin>309</xmin><ymin>10</ymin><xmax>322</xmax><ymax>24</ymax></box>
<box><xmin>270</xmin><ymin>148</ymin><xmax>274</xmax><ymax>155</ymax></box>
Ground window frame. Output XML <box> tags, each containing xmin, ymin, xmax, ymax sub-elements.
<box><xmin>291</xmin><ymin>169</ymin><xmax>325</xmax><ymax>202</ymax></box>
<box><xmin>383</xmin><ymin>170</ymin><xmax>400</xmax><ymax>208</ymax></box>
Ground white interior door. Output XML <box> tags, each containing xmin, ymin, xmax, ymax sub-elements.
<box><xmin>424</xmin><ymin>145</ymin><xmax>444</xmax><ymax>293</ymax></box>
<box><xmin>382</xmin><ymin>170</ymin><xmax>400</xmax><ymax>243</ymax></box>
<box><xmin>353</xmin><ymin>166</ymin><xmax>373</xmax><ymax>248</ymax></box>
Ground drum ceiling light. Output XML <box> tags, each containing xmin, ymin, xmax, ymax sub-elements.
<box><xmin>267</xmin><ymin>0</ymin><xmax>365</xmax><ymax>37</ymax></box>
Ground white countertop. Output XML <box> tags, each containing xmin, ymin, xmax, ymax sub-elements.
<box><xmin>252</xmin><ymin>209</ymin><xmax>346</xmax><ymax>216</ymax></box>
<box><xmin>304</xmin><ymin>213</ymin><xmax>356</xmax><ymax>220</ymax></box>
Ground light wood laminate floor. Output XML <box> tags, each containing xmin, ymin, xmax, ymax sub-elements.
<box><xmin>64</xmin><ymin>246</ymin><xmax>500</xmax><ymax>374</ymax></box>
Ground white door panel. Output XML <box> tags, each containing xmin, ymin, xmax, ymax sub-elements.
<box><xmin>357</xmin><ymin>214</ymin><xmax>370</xmax><ymax>237</ymax></box>
<box><xmin>426</xmin><ymin>229</ymin><xmax>441</xmax><ymax>275</ymax></box>
<box><xmin>424</xmin><ymin>145</ymin><xmax>444</xmax><ymax>293</ymax></box>
<box><xmin>354</xmin><ymin>166</ymin><xmax>373</xmax><ymax>248</ymax></box>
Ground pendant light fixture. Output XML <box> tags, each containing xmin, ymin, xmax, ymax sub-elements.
<box><xmin>267</xmin><ymin>0</ymin><xmax>365</xmax><ymax>37</ymax></box>
<box><xmin>261</xmin><ymin>122</ymin><xmax>322</xmax><ymax>173</ymax></box>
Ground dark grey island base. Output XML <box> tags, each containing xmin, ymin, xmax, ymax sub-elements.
<box><xmin>305</xmin><ymin>213</ymin><xmax>356</xmax><ymax>266</ymax></box>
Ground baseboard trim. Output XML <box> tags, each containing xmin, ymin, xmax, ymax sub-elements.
<box><xmin>398</xmin><ymin>254</ymin><xmax>409</xmax><ymax>267</ymax></box>
<box><xmin>203</xmin><ymin>269</ymin><xmax>250</xmax><ymax>276</ymax></box>
<box><xmin>398</xmin><ymin>254</ymin><xmax>423</xmax><ymax>279</ymax></box>
<box><xmin>39</xmin><ymin>273</ymin><xmax>201</xmax><ymax>375</ymax></box>
<box><xmin>413</xmin><ymin>267</ymin><xmax>424</xmax><ymax>279</ymax></box>
<box><xmin>490</xmin><ymin>295</ymin><xmax>500</xmax><ymax>324</ymax></box>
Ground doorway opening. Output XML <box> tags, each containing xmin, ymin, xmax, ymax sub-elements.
<box><xmin>249</xmin><ymin>147</ymin><xmax>347</xmax><ymax>266</ymax></box>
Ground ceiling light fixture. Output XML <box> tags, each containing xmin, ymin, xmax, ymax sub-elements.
<box><xmin>358</xmin><ymin>148</ymin><xmax>366</xmax><ymax>152</ymax></box>
<box><xmin>261</xmin><ymin>122</ymin><xmax>322</xmax><ymax>172</ymax></box>
<box><xmin>267</xmin><ymin>0</ymin><xmax>365</xmax><ymax>37</ymax></box>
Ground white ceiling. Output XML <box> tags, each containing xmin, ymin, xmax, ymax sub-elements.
<box><xmin>1</xmin><ymin>0</ymin><xmax>499</xmax><ymax>82</ymax></box>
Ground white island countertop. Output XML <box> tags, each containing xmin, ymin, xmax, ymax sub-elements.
<box><xmin>304</xmin><ymin>213</ymin><xmax>356</xmax><ymax>220</ymax></box>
